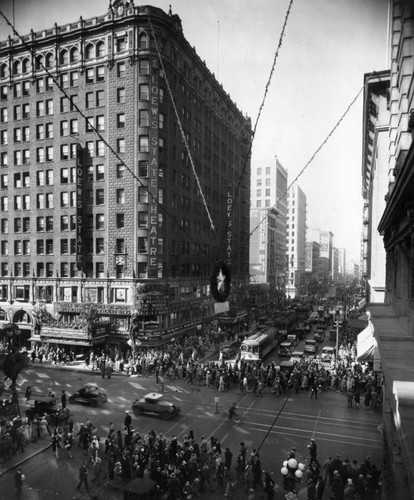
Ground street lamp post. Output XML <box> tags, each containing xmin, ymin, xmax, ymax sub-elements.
<box><xmin>281</xmin><ymin>457</ymin><xmax>305</xmax><ymax>493</ymax></box>
<box><xmin>335</xmin><ymin>310</ymin><xmax>340</xmax><ymax>367</ymax></box>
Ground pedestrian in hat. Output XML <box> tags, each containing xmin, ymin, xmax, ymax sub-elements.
<box><xmin>308</xmin><ymin>438</ymin><xmax>319</xmax><ymax>466</ymax></box>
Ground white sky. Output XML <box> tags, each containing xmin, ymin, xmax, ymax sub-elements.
<box><xmin>1</xmin><ymin>0</ymin><xmax>388</xmax><ymax>263</ymax></box>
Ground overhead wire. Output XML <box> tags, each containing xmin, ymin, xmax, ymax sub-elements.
<box><xmin>218</xmin><ymin>0</ymin><xmax>294</xmax><ymax>256</ymax></box>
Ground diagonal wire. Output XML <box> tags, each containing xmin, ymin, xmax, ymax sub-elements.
<box><xmin>219</xmin><ymin>0</ymin><xmax>294</xmax><ymax>256</ymax></box>
<box><xmin>0</xmin><ymin>8</ymin><xmax>216</xmax><ymax>263</ymax></box>
<box><xmin>147</xmin><ymin>15</ymin><xmax>216</xmax><ymax>232</ymax></box>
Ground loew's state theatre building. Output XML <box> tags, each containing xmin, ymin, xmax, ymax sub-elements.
<box><xmin>0</xmin><ymin>0</ymin><xmax>252</xmax><ymax>351</ymax></box>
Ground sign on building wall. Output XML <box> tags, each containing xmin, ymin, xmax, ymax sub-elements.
<box><xmin>148</xmin><ymin>65</ymin><xmax>159</xmax><ymax>278</ymax></box>
<box><xmin>76</xmin><ymin>145</ymin><xmax>84</xmax><ymax>270</ymax></box>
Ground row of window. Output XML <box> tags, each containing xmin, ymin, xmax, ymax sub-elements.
<box><xmin>0</xmin><ymin>35</ymin><xmax>152</xmax><ymax>80</ymax></box>
<box><xmin>0</xmin><ymin>261</ymin><xmax>106</xmax><ymax>279</ymax></box>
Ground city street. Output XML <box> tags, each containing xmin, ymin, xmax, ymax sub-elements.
<box><xmin>0</xmin><ymin>362</ymin><xmax>383</xmax><ymax>499</ymax></box>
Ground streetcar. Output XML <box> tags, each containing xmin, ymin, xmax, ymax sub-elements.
<box><xmin>240</xmin><ymin>327</ymin><xmax>278</xmax><ymax>363</ymax></box>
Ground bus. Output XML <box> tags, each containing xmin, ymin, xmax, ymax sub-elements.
<box><xmin>240</xmin><ymin>327</ymin><xmax>278</xmax><ymax>363</ymax></box>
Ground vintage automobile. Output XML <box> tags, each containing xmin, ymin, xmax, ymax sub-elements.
<box><xmin>221</xmin><ymin>341</ymin><xmax>239</xmax><ymax>359</ymax></box>
<box><xmin>25</xmin><ymin>395</ymin><xmax>71</xmax><ymax>425</ymax></box>
<box><xmin>278</xmin><ymin>341</ymin><xmax>293</xmax><ymax>357</ymax></box>
<box><xmin>290</xmin><ymin>350</ymin><xmax>305</xmax><ymax>364</ymax></box>
<box><xmin>68</xmin><ymin>384</ymin><xmax>107</xmax><ymax>407</ymax></box>
<box><xmin>132</xmin><ymin>392</ymin><xmax>180</xmax><ymax>420</ymax></box>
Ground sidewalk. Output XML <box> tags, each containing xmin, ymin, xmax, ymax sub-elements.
<box><xmin>0</xmin><ymin>347</ymin><xmax>218</xmax><ymax>477</ymax></box>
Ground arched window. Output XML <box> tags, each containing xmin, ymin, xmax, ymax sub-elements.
<box><xmin>96</xmin><ymin>41</ymin><xmax>106</xmax><ymax>57</ymax></box>
<box><xmin>0</xmin><ymin>63</ymin><xmax>8</xmax><ymax>79</ymax></box>
<box><xmin>60</xmin><ymin>49</ymin><xmax>69</xmax><ymax>65</ymax></box>
<box><xmin>22</xmin><ymin>58</ymin><xmax>30</xmax><ymax>74</ymax></box>
<box><xmin>45</xmin><ymin>53</ymin><xmax>55</xmax><ymax>68</ymax></box>
<box><xmin>138</xmin><ymin>32</ymin><xmax>148</xmax><ymax>49</ymax></box>
<box><xmin>13</xmin><ymin>60</ymin><xmax>21</xmax><ymax>76</ymax></box>
<box><xmin>85</xmin><ymin>44</ymin><xmax>94</xmax><ymax>60</ymax></box>
<box><xmin>35</xmin><ymin>54</ymin><xmax>44</xmax><ymax>70</ymax></box>
<box><xmin>70</xmin><ymin>47</ymin><xmax>80</xmax><ymax>63</ymax></box>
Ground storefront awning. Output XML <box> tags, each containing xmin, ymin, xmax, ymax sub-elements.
<box><xmin>357</xmin><ymin>321</ymin><xmax>377</xmax><ymax>362</ymax></box>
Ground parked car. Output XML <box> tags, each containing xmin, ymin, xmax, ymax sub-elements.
<box><xmin>132</xmin><ymin>392</ymin><xmax>180</xmax><ymax>420</ymax></box>
<box><xmin>68</xmin><ymin>384</ymin><xmax>107</xmax><ymax>407</ymax></box>
<box><xmin>25</xmin><ymin>395</ymin><xmax>71</xmax><ymax>425</ymax></box>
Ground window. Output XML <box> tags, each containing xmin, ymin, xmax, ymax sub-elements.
<box><xmin>0</xmin><ymin>174</ymin><xmax>7</xmax><ymax>188</ymax></box>
<box><xmin>116</xmin><ymin>213</ymin><xmax>124</xmax><ymax>228</ymax></box>
<box><xmin>96</xmin><ymin>238</ymin><xmax>104</xmax><ymax>254</ymax></box>
<box><xmin>1</xmin><ymin>240</ymin><xmax>8</xmax><ymax>255</ymax></box>
<box><xmin>14</xmin><ymin>83</ymin><xmax>22</xmax><ymax>97</ymax></box>
<box><xmin>96</xmin><ymin>189</ymin><xmax>104</xmax><ymax>205</ymax></box>
<box><xmin>45</xmin><ymin>77</ymin><xmax>53</xmax><ymax>91</ymax></box>
<box><xmin>96</xmin><ymin>65</ymin><xmax>105</xmax><ymax>82</ymax></box>
<box><xmin>14</xmin><ymin>218</ymin><xmax>22</xmax><ymax>233</ymax></box>
<box><xmin>96</xmin><ymin>262</ymin><xmax>104</xmax><ymax>278</ymax></box>
<box><xmin>117</xmin><ymin>62</ymin><xmax>125</xmax><ymax>78</ymax></box>
<box><xmin>1</xmin><ymin>219</ymin><xmax>9</xmax><ymax>233</ymax></box>
<box><xmin>139</xmin><ymin>84</ymin><xmax>149</xmax><ymax>100</ymax></box>
<box><xmin>117</xmin><ymin>189</ymin><xmax>125</xmax><ymax>204</ymax></box>
<box><xmin>0</xmin><ymin>130</ymin><xmax>7</xmax><ymax>145</ymax></box>
<box><xmin>138</xmin><ymin>237</ymin><xmax>148</xmax><ymax>254</ymax></box>
<box><xmin>96</xmin><ymin>42</ymin><xmax>106</xmax><ymax>58</ymax></box>
<box><xmin>14</xmin><ymin>128</ymin><xmax>22</xmax><ymax>142</ymax></box>
<box><xmin>1</xmin><ymin>152</ymin><xmax>7</xmax><ymax>166</ymax></box>
<box><xmin>86</xmin><ymin>141</ymin><xmax>94</xmax><ymax>157</ymax></box>
<box><xmin>159</xmin><ymin>137</ymin><xmax>164</xmax><ymax>154</ymax></box>
<box><xmin>139</xmin><ymin>136</ymin><xmax>148</xmax><ymax>152</ymax></box>
<box><xmin>96</xmin><ymin>115</ymin><xmax>105</xmax><ymax>131</ymax></box>
<box><xmin>96</xmin><ymin>214</ymin><xmax>104</xmax><ymax>230</ymax></box>
<box><xmin>60</xmin><ymin>97</ymin><xmax>70</xmax><ymax>113</ymax></box>
<box><xmin>139</xmin><ymin>161</ymin><xmax>148</xmax><ymax>177</ymax></box>
<box><xmin>96</xmin><ymin>164</ymin><xmax>104</xmax><ymax>181</ymax></box>
<box><xmin>70</xmin><ymin>71</ymin><xmax>79</xmax><ymax>87</ymax></box>
<box><xmin>23</xmin><ymin>217</ymin><xmax>30</xmax><ymax>233</ymax></box>
<box><xmin>117</xmin><ymin>164</ymin><xmax>125</xmax><ymax>178</ymax></box>
<box><xmin>0</xmin><ymin>108</ymin><xmax>8</xmax><ymax>123</ymax></box>
<box><xmin>159</xmin><ymin>113</ymin><xmax>165</xmax><ymax>129</ymax></box>
<box><xmin>36</xmin><ymin>240</ymin><xmax>44</xmax><ymax>254</ymax></box>
<box><xmin>117</xmin><ymin>113</ymin><xmax>125</xmax><ymax>128</ymax></box>
<box><xmin>0</xmin><ymin>86</ymin><xmax>7</xmax><ymax>100</ymax></box>
<box><xmin>117</xmin><ymin>88</ymin><xmax>125</xmax><ymax>103</ymax></box>
<box><xmin>86</xmin><ymin>92</ymin><xmax>94</xmax><ymax>109</ymax></box>
<box><xmin>61</xmin><ymin>73</ymin><xmax>69</xmax><ymax>88</ymax></box>
<box><xmin>138</xmin><ymin>187</ymin><xmax>148</xmax><ymax>203</ymax></box>
<box><xmin>14</xmin><ymin>151</ymin><xmax>22</xmax><ymax>166</ymax></box>
<box><xmin>36</xmin><ymin>124</ymin><xmax>44</xmax><ymax>140</ymax></box>
<box><xmin>23</xmin><ymin>240</ymin><xmax>30</xmax><ymax>255</ymax></box>
<box><xmin>46</xmin><ymin>146</ymin><xmax>53</xmax><ymax>161</ymax></box>
<box><xmin>22</xmin><ymin>126</ymin><xmax>29</xmax><ymax>141</ymax></box>
<box><xmin>23</xmin><ymin>149</ymin><xmax>30</xmax><ymax>165</ymax></box>
<box><xmin>36</xmin><ymin>101</ymin><xmax>44</xmax><ymax>117</ymax></box>
<box><xmin>138</xmin><ymin>212</ymin><xmax>148</xmax><ymax>228</ymax></box>
<box><xmin>139</xmin><ymin>109</ymin><xmax>149</xmax><ymax>127</ymax></box>
<box><xmin>86</xmin><ymin>117</ymin><xmax>94</xmax><ymax>132</ymax></box>
<box><xmin>96</xmin><ymin>140</ymin><xmax>105</xmax><ymax>157</ymax></box>
<box><xmin>61</xmin><ymin>168</ymin><xmax>69</xmax><ymax>184</ymax></box>
<box><xmin>23</xmin><ymin>103</ymin><xmax>30</xmax><ymax>119</ymax></box>
<box><xmin>137</xmin><ymin>262</ymin><xmax>147</xmax><ymax>279</ymax></box>
<box><xmin>117</xmin><ymin>138</ymin><xmax>125</xmax><ymax>153</ymax></box>
<box><xmin>85</xmin><ymin>44</ymin><xmax>94</xmax><ymax>60</ymax></box>
<box><xmin>96</xmin><ymin>90</ymin><xmax>104</xmax><ymax>107</ymax></box>
<box><xmin>139</xmin><ymin>59</ymin><xmax>149</xmax><ymax>75</ymax></box>
<box><xmin>116</xmin><ymin>37</ymin><xmax>126</xmax><ymax>52</ymax></box>
<box><xmin>60</xmin><ymin>49</ymin><xmax>69</xmax><ymax>66</ymax></box>
<box><xmin>60</xmin><ymin>239</ymin><xmax>69</xmax><ymax>255</ymax></box>
<box><xmin>86</xmin><ymin>68</ymin><xmax>94</xmax><ymax>83</ymax></box>
<box><xmin>46</xmin><ymin>123</ymin><xmax>53</xmax><ymax>138</ymax></box>
<box><xmin>37</xmin><ymin>148</ymin><xmax>45</xmax><ymax>163</ymax></box>
<box><xmin>70</xmin><ymin>119</ymin><xmax>78</xmax><ymax>134</ymax></box>
<box><xmin>60</xmin><ymin>120</ymin><xmax>69</xmax><ymax>136</ymax></box>
<box><xmin>138</xmin><ymin>32</ymin><xmax>148</xmax><ymax>49</ymax></box>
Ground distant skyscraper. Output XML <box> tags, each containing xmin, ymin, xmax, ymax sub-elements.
<box><xmin>250</xmin><ymin>157</ymin><xmax>288</xmax><ymax>291</ymax></box>
<box><xmin>286</xmin><ymin>184</ymin><xmax>307</xmax><ymax>298</ymax></box>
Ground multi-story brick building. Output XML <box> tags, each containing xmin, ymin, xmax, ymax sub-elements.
<box><xmin>0</xmin><ymin>1</ymin><xmax>252</xmax><ymax>351</ymax></box>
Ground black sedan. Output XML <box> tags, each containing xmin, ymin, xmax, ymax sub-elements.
<box><xmin>68</xmin><ymin>384</ymin><xmax>107</xmax><ymax>407</ymax></box>
<box><xmin>132</xmin><ymin>392</ymin><xmax>180</xmax><ymax>420</ymax></box>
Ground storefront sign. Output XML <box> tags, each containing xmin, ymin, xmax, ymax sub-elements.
<box><xmin>226</xmin><ymin>184</ymin><xmax>233</xmax><ymax>264</ymax></box>
<box><xmin>57</xmin><ymin>302</ymin><xmax>130</xmax><ymax>315</ymax></box>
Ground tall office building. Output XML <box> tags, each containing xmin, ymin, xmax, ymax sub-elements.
<box><xmin>0</xmin><ymin>1</ymin><xmax>252</xmax><ymax>349</ymax></box>
<box><xmin>250</xmin><ymin>157</ymin><xmax>288</xmax><ymax>292</ymax></box>
<box><xmin>286</xmin><ymin>184</ymin><xmax>307</xmax><ymax>298</ymax></box>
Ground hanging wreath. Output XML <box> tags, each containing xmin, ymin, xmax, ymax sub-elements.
<box><xmin>210</xmin><ymin>261</ymin><xmax>231</xmax><ymax>302</ymax></box>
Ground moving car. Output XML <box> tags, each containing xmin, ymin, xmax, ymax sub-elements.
<box><xmin>68</xmin><ymin>384</ymin><xmax>108</xmax><ymax>407</ymax></box>
<box><xmin>286</xmin><ymin>334</ymin><xmax>298</xmax><ymax>347</ymax></box>
<box><xmin>290</xmin><ymin>350</ymin><xmax>305</xmax><ymax>363</ymax></box>
<box><xmin>319</xmin><ymin>346</ymin><xmax>335</xmax><ymax>368</ymax></box>
<box><xmin>279</xmin><ymin>341</ymin><xmax>293</xmax><ymax>357</ymax></box>
<box><xmin>304</xmin><ymin>339</ymin><xmax>317</xmax><ymax>354</ymax></box>
<box><xmin>132</xmin><ymin>392</ymin><xmax>180</xmax><ymax>420</ymax></box>
<box><xmin>221</xmin><ymin>341</ymin><xmax>239</xmax><ymax>359</ymax></box>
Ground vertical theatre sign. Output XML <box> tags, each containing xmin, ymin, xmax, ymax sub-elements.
<box><xmin>148</xmin><ymin>63</ymin><xmax>159</xmax><ymax>278</ymax></box>
<box><xmin>226</xmin><ymin>183</ymin><xmax>233</xmax><ymax>265</ymax></box>
<box><xmin>76</xmin><ymin>145</ymin><xmax>83</xmax><ymax>270</ymax></box>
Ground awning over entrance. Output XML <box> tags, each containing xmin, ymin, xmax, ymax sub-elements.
<box><xmin>357</xmin><ymin>321</ymin><xmax>377</xmax><ymax>362</ymax></box>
